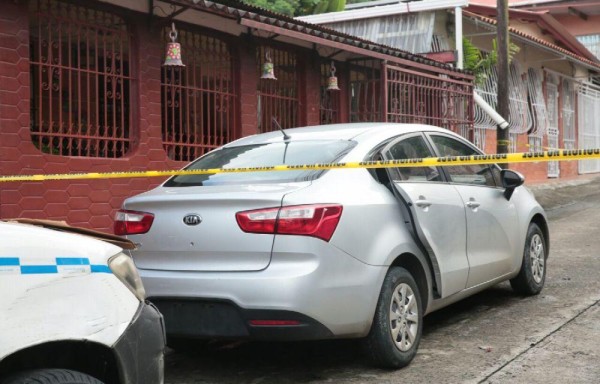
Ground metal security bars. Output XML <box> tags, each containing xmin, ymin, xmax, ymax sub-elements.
<box><xmin>562</xmin><ymin>79</ymin><xmax>576</xmax><ymax>150</ymax></box>
<box><xmin>546</xmin><ymin>72</ymin><xmax>559</xmax><ymax>177</ymax></box>
<box><xmin>386</xmin><ymin>64</ymin><xmax>474</xmax><ymax>138</ymax></box>
<box><xmin>349</xmin><ymin>60</ymin><xmax>381</xmax><ymax>122</ymax></box>
<box><xmin>29</xmin><ymin>0</ymin><xmax>131</xmax><ymax>158</ymax></box>
<box><xmin>320</xmin><ymin>62</ymin><xmax>340</xmax><ymax>124</ymax></box>
<box><xmin>474</xmin><ymin>60</ymin><xmax>532</xmax><ymax>136</ymax></box>
<box><xmin>162</xmin><ymin>28</ymin><xmax>237</xmax><ymax>162</ymax></box>
<box><xmin>257</xmin><ymin>46</ymin><xmax>299</xmax><ymax>131</ymax></box>
<box><xmin>578</xmin><ymin>84</ymin><xmax>600</xmax><ymax>174</ymax></box>
<box><xmin>527</xmin><ymin>68</ymin><xmax>549</xmax><ymax>152</ymax></box>
<box><xmin>508</xmin><ymin>62</ymin><xmax>533</xmax><ymax>135</ymax></box>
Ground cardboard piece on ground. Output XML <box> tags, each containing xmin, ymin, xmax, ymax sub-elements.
<box><xmin>6</xmin><ymin>218</ymin><xmax>136</xmax><ymax>250</ymax></box>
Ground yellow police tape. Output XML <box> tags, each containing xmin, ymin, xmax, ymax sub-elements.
<box><xmin>2</xmin><ymin>148</ymin><xmax>600</xmax><ymax>182</ymax></box>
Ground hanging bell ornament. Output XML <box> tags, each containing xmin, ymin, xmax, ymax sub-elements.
<box><xmin>163</xmin><ymin>23</ymin><xmax>185</xmax><ymax>67</ymax></box>
<box><xmin>326</xmin><ymin>61</ymin><xmax>340</xmax><ymax>91</ymax></box>
<box><xmin>261</xmin><ymin>49</ymin><xmax>277</xmax><ymax>80</ymax></box>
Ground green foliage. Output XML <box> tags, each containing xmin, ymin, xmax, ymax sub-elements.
<box><xmin>245</xmin><ymin>0</ymin><xmax>300</xmax><ymax>16</ymax></box>
<box><xmin>462</xmin><ymin>38</ymin><xmax>520</xmax><ymax>85</ymax></box>
<box><xmin>243</xmin><ymin>0</ymin><xmax>346</xmax><ymax>16</ymax></box>
<box><xmin>326</xmin><ymin>0</ymin><xmax>346</xmax><ymax>13</ymax></box>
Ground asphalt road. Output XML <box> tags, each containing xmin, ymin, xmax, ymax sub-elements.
<box><xmin>165</xmin><ymin>178</ymin><xmax>600</xmax><ymax>384</ymax></box>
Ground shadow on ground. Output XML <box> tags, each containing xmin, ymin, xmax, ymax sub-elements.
<box><xmin>165</xmin><ymin>283</ymin><xmax>523</xmax><ymax>383</ymax></box>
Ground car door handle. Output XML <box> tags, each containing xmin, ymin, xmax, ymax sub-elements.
<box><xmin>466</xmin><ymin>201</ymin><xmax>480</xmax><ymax>208</ymax></box>
<box><xmin>415</xmin><ymin>200</ymin><xmax>432</xmax><ymax>208</ymax></box>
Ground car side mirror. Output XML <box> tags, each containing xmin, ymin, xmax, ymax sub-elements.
<box><xmin>501</xmin><ymin>169</ymin><xmax>525</xmax><ymax>200</ymax></box>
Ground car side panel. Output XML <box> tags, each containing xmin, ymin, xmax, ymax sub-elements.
<box><xmin>511</xmin><ymin>186</ymin><xmax>549</xmax><ymax>270</ymax></box>
<box><xmin>281</xmin><ymin>169</ymin><xmax>435</xmax><ymax>312</ymax></box>
<box><xmin>453</xmin><ymin>184</ymin><xmax>521</xmax><ymax>288</ymax></box>
<box><xmin>393</xmin><ymin>182</ymin><xmax>469</xmax><ymax>298</ymax></box>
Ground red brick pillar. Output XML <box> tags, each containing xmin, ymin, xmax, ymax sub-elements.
<box><xmin>0</xmin><ymin>1</ymin><xmax>30</xmax><ymax>220</ymax></box>
<box><xmin>238</xmin><ymin>40</ymin><xmax>259</xmax><ymax>138</ymax></box>
<box><xmin>304</xmin><ymin>54</ymin><xmax>322</xmax><ymax>126</ymax></box>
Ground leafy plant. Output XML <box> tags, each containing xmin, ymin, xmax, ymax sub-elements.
<box><xmin>463</xmin><ymin>38</ymin><xmax>520</xmax><ymax>85</ymax></box>
<box><xmin>243</xmin><ymin>0</ymin><xmax>346</xmax><ymax>16</ymax></box>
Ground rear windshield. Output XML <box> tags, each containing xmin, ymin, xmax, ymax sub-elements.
<box><xmin>164</xmin><ymin>140</ymin><xmax>356</xmax><ymax>187</ymax></box>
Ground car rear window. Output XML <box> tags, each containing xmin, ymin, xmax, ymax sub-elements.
<box><xmin>164</xmin><ymin>140</ymin><xmax>356</xmax><ymax>187</ymax></box>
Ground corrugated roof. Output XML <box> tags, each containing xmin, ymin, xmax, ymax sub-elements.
<box><xmin>463</xmin><ymin>10</ymin><xmax>600</xmax><ymax>71</ymax></box>
<box><xmin>162</xmin><ymin>0</ymin><xmax>472</xmax><ymax>78</ymax></box>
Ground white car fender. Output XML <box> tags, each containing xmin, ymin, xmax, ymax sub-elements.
<box><xmin>0</xmin><ymin>222</ymin><xmax>140</xmax><ymax>360</ymax></box>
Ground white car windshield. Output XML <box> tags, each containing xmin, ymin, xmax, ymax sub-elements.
<box><xmin>164</xmin><ymin>140</ymin><xmax>356</xmax><ymax>187</ymax></box>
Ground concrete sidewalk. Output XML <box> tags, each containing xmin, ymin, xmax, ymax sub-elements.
<box><xmin>527</xmin><ymin>174</ymin><xmax>600</xmax><ymax>213</ymax></box>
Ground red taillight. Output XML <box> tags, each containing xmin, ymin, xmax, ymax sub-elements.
<box><xmin>114</xmin><ymin>209</ymin><xmax>155</xmax><ymax>235</ymax></box>
<box><xmin>236</xmin><ymin>204</ymin><xmax>343</xmax><ymax>242</ymax></box>
<box><xmin>249</xmin><ymin>320</ymin><xmax>301</xmax><ymax>326</ymax></box>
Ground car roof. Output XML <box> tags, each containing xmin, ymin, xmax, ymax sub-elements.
<box><xmin>225</xmin><ymin>123</ymin><xmax>454</xmax><ymax>147</ymax></box>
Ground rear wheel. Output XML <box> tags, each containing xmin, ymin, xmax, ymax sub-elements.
<box><xmin>363</xmin><ymin>267</ymin><xmax>423</xmax><ymax>369</ymax></box>
<box><xmin>4</xmin><ymin>369</ymin><xmax>103</xmax><ymax>384</ymax></box>
<box><xmin>510</xmin><ymin>223</ymin><xmax>547</xmax><ymax>295</ymax></box>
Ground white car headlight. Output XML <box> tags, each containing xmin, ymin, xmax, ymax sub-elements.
<box><xmin>108</xmin><ymin>253</ymin><xmax>146</xmax><ymax>301</ymax></box>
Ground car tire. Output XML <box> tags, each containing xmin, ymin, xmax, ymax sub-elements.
<box><xmin>363</xmin><ymin>267</ymin><xmax>423</xmax><ymax>369</ymax></box>
<box><xmin>3</xmin><ymin>369</ymin><xmax>103</xmax><ymax>384</ymax></box>
<box><xmin>510</xmin><ymin>223</ymin><xmax>547</xmax><ymax>295</ymax></box>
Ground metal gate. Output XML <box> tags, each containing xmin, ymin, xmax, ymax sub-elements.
<box><xmin>161</xmin><ymin>28</ymin><xmax>237</xmax><ymax>162</ymax></box>
<box><xmin>257</xmin><ymin>46</ymin><xmax>299</xmax><ymax>131</ymax></box>
<box><xmin>578</xmin><ymin>84</ymin><xmax>600</xmax><ymax>174</ymax></box>
<box><xmin>385</xmin><ymin>63</ymin><xmax>473</xmax><ymax>137</ymax></box>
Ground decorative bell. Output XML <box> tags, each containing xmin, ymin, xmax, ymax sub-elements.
<box><xmin>163</xmin><ymin>23</ymin><xmax>185</xmax><ymax>67</ymax></box>
<box><xmin>261</xmin><ymin>49</ymin><xmax>277</xmax><ymax>80</ymax></box>
<box><xmin>326</xmin><ymin>61</ymin><xmax>340</xmax><ymax>91</ymax></box>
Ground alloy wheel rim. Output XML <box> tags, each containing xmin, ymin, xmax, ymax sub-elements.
<box><xmin>389</xmin><ymin>283</ymin><xmax>419</xmax><ymax>352</ymax></box>
<box><xmin>530</xmin><ymin>234</ymin><xmax>545</xmax><ymax>284</ymax></box>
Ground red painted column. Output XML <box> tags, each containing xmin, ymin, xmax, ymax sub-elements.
<box><xmin>238</xmin><ymin>39</ymin><xmax>259</xmax><ymax>138</ymax></box>
<box><xmin>304</xmin><ymin>53</ymin><xmax>322</xmax><ymax>127</ymax></box>
<box><xmin>0</xmin><ymin>0</ymin><xmax>31</xmax><ymax>221</ymax></box>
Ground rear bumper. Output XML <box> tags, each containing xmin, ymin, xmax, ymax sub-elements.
<box><xmin>114</xmin><ymin>301</ymin><xmax>165</xmax><ymax>384</ymax></box>
<box><xmin>149</xmin><ymin>299</ymin><xmax>333</xmax><ymax>340</ymax></box>
<box><xmin>138</xmin><ymin>237</ymin><xmax>387</xmax><ymax>339</ymax></box>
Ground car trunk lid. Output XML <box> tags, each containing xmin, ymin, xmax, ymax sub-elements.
<box><xmin>125</xmin><ymin>183</ymin><xmax>309</xmax><ymax>272</ymax></box>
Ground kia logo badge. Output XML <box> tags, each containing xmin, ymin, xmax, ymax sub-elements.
<box><xmin>183</xmin><ymin>214</ymin><xmax>202</xmax><ymax>226</ymax></box>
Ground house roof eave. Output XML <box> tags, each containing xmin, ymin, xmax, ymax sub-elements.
<box><xmin>463</xmin><ymin>11</ymin><xmax>600</xmax><ymax>72</ymax></box>
<box><xmin>466</xmin><ymin>4</ymin><xmax>599</xmax><ymax>62</ymax></box>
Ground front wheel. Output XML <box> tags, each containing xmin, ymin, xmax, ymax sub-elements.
<box><xmin>363</xmin><ymin>267</ymin><xmax>423</xmax><ymax>369</ymax></box>
<box><xmin>4</xmin><ymin>369</ymin><xmax>103</xmax><ymax>384</ymax></box>
<box><xmin>510</xmin><ymin>223</ymin><xmax>547</xmax><ymax>295</ymax></box>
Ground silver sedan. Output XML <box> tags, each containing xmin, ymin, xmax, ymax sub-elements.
<box><xmin>117</xmin><ymin>123</ymin><xmax>548</xmax><ymax>369</ymax></box>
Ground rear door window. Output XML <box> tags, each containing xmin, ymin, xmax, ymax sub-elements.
<box><xmin>383</xmin><ymin>135</ymin><xmax>442</xmax><ymax>182</ymax></box>
<box><xmin>164</xmin><ymin>140</ymin><xmax>356</xmax><ymax>187</ymax></box>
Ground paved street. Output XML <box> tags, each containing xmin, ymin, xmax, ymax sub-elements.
<box><xmin>165</xmin><ymin>178</ymin><xmax>600</xmax><ymax>384</ymax></box>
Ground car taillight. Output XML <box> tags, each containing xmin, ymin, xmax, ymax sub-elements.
<box><xmin>114</xmin><ymin>209</ymin><xmax>154</xmax><ymax>235</ymax></box>
<box><xmin>249</xmin><ymin>320</ymin><xmax>301</xmax><ymax>326</ymax></box>
<box><xmin>236</xmin><ymin>204</ymin><xmax>343</xmax><ymax>242</ymax></box>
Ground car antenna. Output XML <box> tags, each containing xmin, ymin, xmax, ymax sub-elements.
<box><xmin>272</xmin><ymin>117</ymin><xmax>291</xmax><ymax>141</ymax></box>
